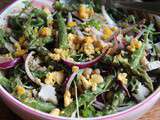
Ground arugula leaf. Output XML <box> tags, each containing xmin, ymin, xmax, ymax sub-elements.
<box><xmin>53</xmin><ymin>0</ymin><xmax>79</xmax><ymax>12</ymax></box>
<box><xmin>54</xmin><ymin>0</ymin><xmax>94</xmax><ymax>12</ymax></box>
<box><xmin>32</xmin><ymin>70</ymin><xmax>47</xmax><ymax>79</ymax></box>
<box><xmin>31</xmin><ymin>17</ymin><xmax>45</xmax><ymax>27</ymax></box>
<box><xmin>0</xmin><ymin>29</ymin><xmax>9</xmax><ymax>46</ymax></box>
<box><xmin>112</xmin><ymin>91</ymin><xmax>125</xmax><ymax>107</ymax></box>
<box><xmin>81</xmin><ymin>105</ymin><xmax>96</xmax><ymax>117</ymax></box>
<box><xmin>96</xmin><ymin>90</ymin><xmax>125</xmax><ymax>116</ymax></box>
<box><xmin>62</xmin><ymin>75</ymin><xmax>113</xmax><ymax>117</ymax></box>
<box><xmin>129</xmin><ymin>78</ymin><xmax>140</xmax><ymax>93</ymax></box>
<box><xmin>22</xmin><ymin>98</ymin><xmax>55</xmax><ymax>113</ymax></box>
<box><xmin>125</xmin><ymin>15</ymin><xmax>136</xmax><ymax>24</ymax></box>
<box><xmin>8</xmin><ymin>16</ymin><xmax>27</xmax><ymax>35</ymax></box>
<box><xmin>31</xmin><ymin>8</ymin><xmax>47</xmax><ymax>19</ymax></box>
<box><xmin>56</xmin><ymin>12</ymin><xmax>69</xmax><ymax>49</ymax></box>
<box><xmin>29</xmin><ymin>36</ymin><xmax>52</xmax><ymax>49</ymax></box>
<box><xmin>92</xmin><ymin>0</ymin><xmax>101</xmax><ymax>12</ymax></box>
<box><xmin>125</xmin><ymin>35</ymin><xmax>132</xmax><ymax>43</ymax></box>
<box><xmin>130</xmin><ymin>24</ymin><xmax>154</xmax><ymax>69</ymax></box>
<box><xmin>80</xmin><ymin>19</ymin><xmax>102</xmax><ymax>30</ymax></box>
<box><xmin>114</xmin><ymin>55</ymin><xmax>153</xmax><ymax>91</ymax></box>
<box><xmin>0</xmin><ymin>75</ymin><xmax>11</xmax><ymax>92</ymax></box>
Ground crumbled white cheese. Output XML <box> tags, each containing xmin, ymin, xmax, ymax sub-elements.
<box><xmin>147</xmin><ymin>61</ymin><xmax>160</xmax><ymax>71</ymax></box>
<box><xmin>38</xmin><ymin>85</ymin><xmax>58</xmax><ymax>105</ymax></box>
<box><xmin>133</xmin><ymin>83</ymin><xmax>149</xmax><ymax>102</ymax></box>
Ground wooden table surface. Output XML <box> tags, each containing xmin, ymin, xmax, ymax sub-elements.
<box><xmin>0</xmin><ymin>98</ymin><xmax>160</xmax><ymax>120</ymax></box>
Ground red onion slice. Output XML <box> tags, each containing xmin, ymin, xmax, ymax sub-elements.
<box><xmin>25</xmin><ymin>51</ymin><xmax>41</xmax><ymax>85</ymax></box>
<box><xmin>66</xmin><ymin>72</ymin><xmax>78</xmax><ymax>90</ymax></box>
<box><xmin>122</xmin><ymin>84</ymin><xmax>131</xmax><ymax>98</ymax></box>
<box><xmin>135</xmin><ymin>29</ymin><xmax>145</xmax><ymax>40</ymax></box>
<box><xmin>74</xmin><ymin>27</ymin><xmax>84</xmax><ymax>39</ymax></box>
<box><xmin>63</xmin><ymin>48</ymin><xmax>108</xmax><ymax>69</ymax></box>
<box><xmin>107</xmin><ymin>35</ymin><xmax>119</xmax><ymax>55</ymax></box>
<box><xmin>68</xmin><ymin>12</ymin><xmax>73</xmax><ymax>23</ymax></box>
<box><xmin>117</xmin><ymin>80</ymin><xmax>131</xmax><ymax>98</ymax></box>
<box><xmin>92</xmin><ymin>100</ymin><xmax>105</xmax><ymax>110</ymax></box>
<box><xmin>101</xmin><ymin>5</ymin><xmax>117</xmax><ymax>27</ymax></box>
<box><xmin>94</xmin><ymin>100</ymin><xmax>105</xmax><ymax>107</ymax></box>
<box><xmin>0</xmin><ymin>57</ymin><xmax>22</xmax><ymax>69</ymax></box>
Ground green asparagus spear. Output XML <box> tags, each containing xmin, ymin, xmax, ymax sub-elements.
<box><xmin>56</xmin><ymin>12</ymin><xmax>69</xmax><ymax>49</ymax></box>
<box><xmin>0</xmin><ymin>74</ymin><xmax>55</xmax><ymax>113</ymax></box>
<box><xmin>22</xmin><ymin>98</ymin><xmax>55</xmax><ymax>113</ymax></box>
<box><xmin>96</xmin><ymin>90</ymin><xmax>125</xmax><ymax>116</ymax></box>
<box><xmin>61</xmin><ymin>75</ymin><xmax>113</xmax><ymax>117</ymax></box>
<box><xmin>117</xmin><ymin>56</ymin><xmax>153</xmax><ymax>91</ymax></box>
<box><xmin>130</xmin><ymin>33</ymin><xmax>148</xmax><ymax>69</ymax></box>
<box><xmin>130</xmin><ymin>24</ymin><xmax>153</xmax><ymax>69</ymax></box>
<box><xmin>135</xmin><ymin>68</ymin><xmax>154</xmax><ymax>91</ymax></box>
<box><xmin>0</xmin><ymin>75</ymin><xmax>12</xmax><ymax>92</ymax></box>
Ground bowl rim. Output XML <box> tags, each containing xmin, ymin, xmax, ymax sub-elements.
<box><xmin>0</xmin><ymin>0</ymin><xmax>160</xmax><ymax>120</ymax></box>
<box><xmin>0</xmin><ymin>85</ymin><xmax>160</xmax><ymax>120</ymax></box>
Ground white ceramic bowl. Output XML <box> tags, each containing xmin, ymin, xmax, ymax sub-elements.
<box><xmin>0</xmin><ymin>0</ymin><xmax>160</xmax><ymax>120</ymax></box>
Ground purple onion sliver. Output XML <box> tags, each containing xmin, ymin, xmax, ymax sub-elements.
<box><xmin>122</xmin><ymin>84</ymin><xmax>131</xmax><ymax>98</ymax></box>
<box><xmin>94</xmin><ymin>101</ymin><xmax>105</xmax><ymax>108</ymax></box>
<box><xmin>97</xmin><ymin>92</ymin><xmax>106</xmax><ymax>103</ymax></box>
<box><xmin>117</xmin><ymin>80</ymin><xmax>131</xmax><ymax>98</ymax></box>
<box><xmin>92</xmin><ymin>101</ymin><xmax>105</xmax><ymax>110</ymax></box>
<box><xmin>135</xmin><ymin>29</ymin><xmax>145</xmax><ymax>40</ymax></box>
<box><xmin>63</xmin><ymin>48</ymin><xmax>108</xmax><ymax>69</ymax></box>
<box><xmin>66</xmin><ymin>72</ymin><xmax>77</xmax><ymax>90</ymax></box>
<box><xmin>0</xmin><ymin>57</ymin><xmax>22</xmax><ymax>69</ymax></box>
<box><xmin>68</xmin><ymin>12</ymin><xmax>73</xmax><ymax>23</ymax></box>
<box><xmin>74</xmin><ymin>27</ymin><xmax>84</xmax><ymax>39</ymax></box>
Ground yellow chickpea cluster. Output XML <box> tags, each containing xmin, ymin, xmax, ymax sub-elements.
<box><xmin>45</xmin><ymin>71</ymin><xmax>64</xmax><ymax>85</ymax></box>
<box><xmin>50</xmin><ymin>108</ymin><xmax>61</xmax><ymax>116</ymax></box>
<box><xmin>101</xmin><ymin>26</ymin><xmax>118</xmax><ymax>40</ymax></box>
<box><xmin>117</xmin><ymin>73</ymin><xmax>128</xmax><ymax>85</ymax></box>
<box><xmin>49</xmin><ymin>48</ymin><xmax>71</xmax><ymax>61</ymax></box>
<box><xmin>16</xmin><ymin>85</ymin><xmax>26</xmax><ymax>96</ymax></box>
<box><xmin>78</xmin><ymin>68</ymin><xmax>104</xmax><ymax>91</ymax></box>
<box><xmin>68</xmin><ymin>34</ymin><xmax>107</xmax><ymax>59</ymax></box>
<box><xmin>79</xmin><ymin>4</ymin><xmax>94</xmax><ymax>19</ymax></box>
<box><xmin>14</xmin><ymin>36</ymin><xmax>27</xmax><ymax>57</ymax></box>
<box><xmin>39</xmin><ymin>27</ymin><xmax>52</xmax><ymax>37</ymax></box>
<box><xmin>64</xmin><ymin>90</ymin><xmax>73</xmax><ymax>107</ymax></box>
<box><xmin>127</xmin><ymin>39</ymin><xmax>142</xmax><ymax>52</ymax></box>
<box><xmin>67</xmin><ymin>21</ymin><xmax>77</xmax><ymax>28</ymax></box>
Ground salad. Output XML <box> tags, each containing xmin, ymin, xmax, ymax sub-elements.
<box><xmin>0</xmin><ymin>0</ymin><xmax>160</xmax><ymax>118</ymax></box>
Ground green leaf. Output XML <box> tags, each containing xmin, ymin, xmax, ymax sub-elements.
<box><xmin>32</xmin><ymin>70</ymin><xmax>47</xmax><ymax>79</ymax></box>
<box><xmin>31</xmin><ymin>17</ymin><xmax>45</xmax><ymax>27</ymax></box>
<box><xmin>96</xmin><ymin>90</ymin><xmax>125</xmax><ymax>116</ymax></box>
<box><xmin>112</xmin><ymin>91</ymin><xmax>125</xmax><ymax>107</ymax></box>
<box><xmin>129</xmin><ymin>78</ymin><xmax>140</xmax><ymax>93</ymax></box>
<box><xmin>125</xmin><ymin>35</ymin><xmax>132</xmax><ymax>43</ymax></box>
<box><xmin>82</xmin><ymin>105</ymin><xmax>96</xmax><ymax>117</ymax></box>
<box><xmin>0</xmin><ymin>29</ymin><xmax>9</xmax><ymax>46</ymax></box>
<box><xmin>31</xmin><ymin>8</ymin><xmax>48</xmax><ymax>20</ymax></box>
<box><xmin>115</xmin><ymin>55</ymin><xmax>153</xmax><ymax>91</ymax></box>
<box><xmin>56</xmin><ymin>12</ymin><xmax>69</xmax><ymax>49</ymax></box>
<box><xmin>80</xmin><ymin>19</ymin><xmax>102</xmax><ymax>30</ymax></box>
<box><xmin>130</xmin><ymin>24</ymin><xmax>154</xmax><ymax>69</ymax></box>
<box><xmin>54</xmin><ymin>0</ymin><xmax>94</xmax><ymax>13</ymax></box>
<box><xmin>0</xmin><ymin>75</ymin><xmax>11</xmax><ymax>92</ymax></box>
<box><xmin>22</xmin><ymin>98</ymin><xmax>55</xmax><ymax>113</ymax></box>
<box><xmin>8</xmin><ymin>16</ymin><xmax>26</xmax><ymax>31</ymax></box>
<box><xmin>29</xmin><ymin>37</ymin><xmax>52</xmax><ymax>49</ymax></box>
<box><xmin>62</xmin><ymin>75</ymin><xmax>113</xmax><ymax>117</ymax></box>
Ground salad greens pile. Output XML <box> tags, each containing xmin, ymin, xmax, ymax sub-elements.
<box><xmin>0</xmin><ymin>0</ymin><xmax>160</xmax><ymax>118</ymax></box>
